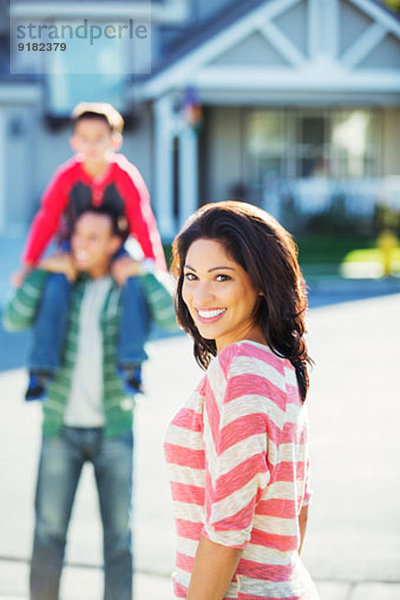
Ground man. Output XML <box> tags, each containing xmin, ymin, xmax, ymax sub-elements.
<box><xmin>3</xmin><ymin>205</ymin><xmax>176</xmax><ymax>600</ymax></box>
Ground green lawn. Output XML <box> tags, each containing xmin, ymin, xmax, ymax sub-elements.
<box><xmin>294</xmin><ymin>234</ymin><xmax>377</xmax><ymax>265</ymax></box>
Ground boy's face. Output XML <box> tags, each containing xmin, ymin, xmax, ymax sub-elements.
<box><xmin>70</xmin><ymin>118</ymin><xmax>121</xmax><ymax>165</ymax></box>
<box><xmin>71</xmin><ymin>212</ymin><xmax>121</xmax><ymax>275</ymax></box>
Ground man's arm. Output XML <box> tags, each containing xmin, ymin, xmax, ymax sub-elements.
<box><xmin>3</xmin><ymin>270</ymin><xmax>48</xmax><ymax>331</ymax></box>
<box><xmin>187</xmin><ymin>536</ymin><xmax>242</xmax><ymax>600</ymax></box>
<box><xmin>138</xmin><ymin>271</ymin><xmax>178</xmax><ymax>332</ymax></box>
<box><xmin>4</xmin><ymin>253</ymin><xmax>76</xmax><ymax>331</ymax></box>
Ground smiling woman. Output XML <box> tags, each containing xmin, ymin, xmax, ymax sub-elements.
<box><xmin>165</xmin><ymin>201</ymin><xmax>319</xmax><ymax>600</ymax></box>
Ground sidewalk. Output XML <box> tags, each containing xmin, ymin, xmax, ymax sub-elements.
<box><xmin>0</xmin><ymin>292</ymin><xmax>399</xmax><ymax>599</ymax></box>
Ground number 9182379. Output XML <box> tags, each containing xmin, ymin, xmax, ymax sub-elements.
<box><xmin>18</xmin><ymin>42</ymin><xmax>67</xmax><ymax>51</ymax></box>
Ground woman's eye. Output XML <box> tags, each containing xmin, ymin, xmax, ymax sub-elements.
<box><xmin>216</xmin><ymin>274</ymin><xmax>231</xmax><ymax>282</ymax></box>
<box><xmin>184</xmin><ymin>272</ymin><xmax>197</xmax><ymax>281</ymax></box>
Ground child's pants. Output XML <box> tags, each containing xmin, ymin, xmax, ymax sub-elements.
<box><xmin>29</xmin><ymin>273</ymin><xmax>150</xmax><ymax>373</ymax></box>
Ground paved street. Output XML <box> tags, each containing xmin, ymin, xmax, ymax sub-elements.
<box><xmin>0</xmin><ymin>290</ymin><xmax>399</xmax><ymax>599</ymax></box>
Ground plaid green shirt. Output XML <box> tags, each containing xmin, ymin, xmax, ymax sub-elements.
<box><xmin>3</xmin><ymin>269</ymin><xmax>177</xmax><ymax>438</ymax></box>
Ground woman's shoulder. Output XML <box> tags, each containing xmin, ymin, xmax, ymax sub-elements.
<box><xmin>206</xmin><ymin>341</ymin><xmax>293</xmax><ymax>394</ymax></box>
<box><xmin>218</xmin><ymin>340</ymin><xmax>289</xmax><ymax>373</ymax></box>
<box><xmin>205</xmin><ymin>341</ymin><xmax>295</xmax><ymax>413</ymax></box>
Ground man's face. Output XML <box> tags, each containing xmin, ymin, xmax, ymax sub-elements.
<box><xmin>71</xmin><ymin>212</ymin><xmax>121</xmax><ymax>274</ymax></box>
<box><xmin>70</xmin><ymin>118</ymin><xmax>120</xmax><ymax>164</ymax></box>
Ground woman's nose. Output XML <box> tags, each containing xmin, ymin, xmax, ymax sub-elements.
<box><xmin>192</xmin><ymin>282</ymin><xmax>215</xmax><ymax>306</ymax></box>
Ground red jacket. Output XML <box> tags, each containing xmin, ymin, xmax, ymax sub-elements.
<box><xmin>23</xmin><ymin>154</ymin><xmax>166</xmax><ymax>270</ymax></box>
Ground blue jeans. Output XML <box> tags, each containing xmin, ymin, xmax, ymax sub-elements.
<box><xmin>30</xmin><ymin>426</ymin><xmax>134</xmax><ymax>600</ymax></box>
<box><xmin>30</xmin><ymin>268</ymin><xmax>150</xmax><ymax>373</ymax></box>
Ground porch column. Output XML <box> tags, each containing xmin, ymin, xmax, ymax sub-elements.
<box><xmin>154</xmin><ymin>94</ymin><xmax>176</xmax><ymax>239</ymax></box>
<box><xmin>178</xmin><ymin>124</ymin><xmax>199</xmax><ymax>229</ymax></box>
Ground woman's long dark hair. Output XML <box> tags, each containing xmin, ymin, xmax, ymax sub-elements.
<box><xmin>171</xmin><ymin>201</ymin><xmax>311</xmax><ymax>401</ymax></box>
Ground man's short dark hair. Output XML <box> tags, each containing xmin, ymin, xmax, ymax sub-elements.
<box><xmin>75</xmin><ymin>206</ymin><xmax>129</xmax><ymax>242</ymax></box>
<box><xmin>71</xmin><ymin>102</ymin><xmax>124</xmax><ymax>134</ymax></box>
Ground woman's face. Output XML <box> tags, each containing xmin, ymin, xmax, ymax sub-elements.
<box><xmin>182</xmin><ymin>238</ymin><xmax>264</xmax><ymax>352</ymax></box>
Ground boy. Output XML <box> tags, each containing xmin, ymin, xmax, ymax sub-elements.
<box><xmin>15</xmin><ymin>102</ymin><xmax>166</xmax><ymax>398</ymax></box>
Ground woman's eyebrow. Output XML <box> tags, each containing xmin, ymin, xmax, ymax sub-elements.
<box><xmin>184</xmin><ymin>265</ymin><xmax>236</xmax><ymax>272</ymax></box>
<box><xmin>208</xmin><ymin>266</ymin><xmax>235</xmax><ymax>272</ymax></box>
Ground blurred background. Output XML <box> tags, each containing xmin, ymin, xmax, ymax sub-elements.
<box><xmin>1</xmin><ymin>0</ymin><xmax>400</xmax><ymax>267</ymax></box>
<box><xmin>0</xmin><ymin>0</ymin><xmax>399</xmax><ymax>598</ymax></box>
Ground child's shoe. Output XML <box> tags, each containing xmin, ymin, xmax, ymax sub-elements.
<box><xmin>118</xmin><ymin>364</ymin><xmax>144</xmax><ymax>395</ymax></box>
<box><xmin>25</xmin><ymin>370</ymin><xmax>52</xmax><ymax>402</ymax></box>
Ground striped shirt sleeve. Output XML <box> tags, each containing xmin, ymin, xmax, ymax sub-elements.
<box><xmin>202</xmin><ymin>345</ymin><xmax>271</xmax><ymax>549</ymax></box>
<box><xmin>2</xmin><ymin>269</ymin><xmax>48</xmax><ymax>331</ymax></box>
<box><xmin>138</xmin><ymin>271</ymin><xmax>178</xmax><ymax>332</ymax></box>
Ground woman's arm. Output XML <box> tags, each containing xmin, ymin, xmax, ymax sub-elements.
<box><xmin>192</xmin><ymin>348</ymin><xmax>270</xmax><ymax>600</ymax></box>
<box><xmin>187</xmin><ymin>536</ymin><xmax>243</xmax><ymax>600</ymax></box>
<box><xmin>298</xmin><ymin>504</ymin><xmax>309</xmax><ymax>555</ymax></box>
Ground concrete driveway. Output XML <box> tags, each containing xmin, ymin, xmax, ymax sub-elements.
<box><xmin>0</xmin><ymin>292</ymin><xmax>399</xmax><ymax>599</ymax></box>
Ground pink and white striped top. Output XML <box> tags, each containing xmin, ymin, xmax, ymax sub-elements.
<box><xmin>164</xmin><ymin>340</ymin><xmax>319</xmax><ymax>600</ymax></box>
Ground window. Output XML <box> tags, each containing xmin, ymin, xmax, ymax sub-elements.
<box><xmin>246</xmin><ymin>108</ymin><xmax>381</xmax><ymax>193</ymax></box>
<box><xmin>296</xmin><ymin>113</ymin><xmax>330</xmax><ymax>178</ymax></box>
<box><xmin>331</xmin><ymin>110</ymin><xmax>380</xmax><ymax>178</ymax></box>
<box><xmin>246</xmin><ymin>110</ymin><xmax>287</xmax><ymax>188</ymax></box>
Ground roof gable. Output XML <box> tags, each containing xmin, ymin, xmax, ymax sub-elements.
<box><xmin>210</xmin><ymin>31</ymin><xmax>292</xmax><ymax>67</ymax></box>
<box><xmin>140</xmin><ymin>0</ymin><xmax>400</xmax><ymax>99</ymax></box>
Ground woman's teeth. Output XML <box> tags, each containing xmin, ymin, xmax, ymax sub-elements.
<box><xmin>197</xmin><ymin>308</ymin><xmax>226</xmax><ymax>319</ymax></box>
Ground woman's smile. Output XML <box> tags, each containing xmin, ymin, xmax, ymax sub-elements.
<box><xmin>195</xmin><ymin>307</ymin><xmax>227</xmax><ymax>323</ymax></box>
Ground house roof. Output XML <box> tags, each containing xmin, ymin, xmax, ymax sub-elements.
<box><xmin>156</xmin><ymin>0</ymin><xmax>268</xmax><ymax>76</ymax></box>
<box><xmin>155</xmin><ymin>0</ymin><xmax>399</xmax><ymax>75</ymax></box>
<box><xmin>10</xmin><ymin>0</ymin><xmax>163</xmax><ymax>4</ymax></box>
<box><xmin>136</xmin><ymin>0</ymin><xmax>400</xmax><ymax>99</ymax></box>
<box><xmin>9</xmin><ymin>0</ymin><xmax>176</xmax><ymax>21</ymax></box>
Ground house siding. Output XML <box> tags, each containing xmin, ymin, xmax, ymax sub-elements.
<box><xmin>3</xmin><ymin>104</ymin><xmax>39</xmax><ymax>231</ymax></box>
<box><xmin>339</xmin><ymin>0</ymin><xmax>374</xmax><ymax>55</ymax></box>
<box><xmin>210</xmin><ymin>32</ymin><xmax>291</xmax><ymax>67</ymax></box>
<box><xmin>382</xmin><ymin>108</ymin><xmax>400</xmax><ymax>177</ymax></box>
<box><xmin>206</xmin><ymin>106</ymin><xmax>243</xmax><ymax>203</ymax></box>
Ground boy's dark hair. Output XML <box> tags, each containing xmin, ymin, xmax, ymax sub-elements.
<box><xmin>71</xmin><ymin>102</ymin><xmax>124</xmax><ymax>134</ymax></box>
<box><xmin>75</xmin><ymin>205</ymin><xmax>129</xmax><ymax>243</ymax></box>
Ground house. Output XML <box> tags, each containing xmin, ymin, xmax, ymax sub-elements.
<box><xmin>1</xmin><ymin>0</ymin><xmax>400</xmax><ymax>238</ymax></box>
